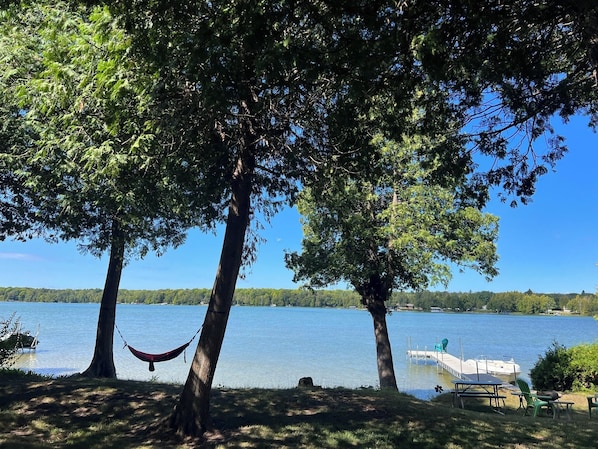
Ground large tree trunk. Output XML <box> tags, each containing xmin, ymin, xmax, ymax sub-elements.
<box><xmin>170</xmin><ymin>151</ymin><xmax>253</xmax><ymax>437</ymax></box>
<box><xmin>81</xmin><ymin>221</ymin><xmax>125</xmax><ymax>378</ymax></box>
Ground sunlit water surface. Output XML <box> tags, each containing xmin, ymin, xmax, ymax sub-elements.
<box><xmin>2</xmin><ymin>302</ymin><xmax>596</xmax><ymax>400</ymax></box>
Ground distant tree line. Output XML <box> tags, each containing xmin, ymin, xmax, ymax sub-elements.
<box><xmin>392</xmin><ymin>290</ymin><xmax>598</xmax><ymax>315</ymax></box>
<box><xmin>0</xmin><ymin>287</ymin><xmax>596</xmax><ymax>315</ymax></box>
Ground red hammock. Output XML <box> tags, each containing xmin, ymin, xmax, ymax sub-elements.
<box><xmin>126</xmin><ymin>341</ymin><xmax>191</xmax><ymax>372</ymax></box>
<box><xmin>116</xmin><ymin>323</ymin><xmax>201</xmax><ymax>372</ymax></box>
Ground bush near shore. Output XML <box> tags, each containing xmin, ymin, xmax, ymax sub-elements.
<box><xmin>531</xmin><ymin>341</ymin><xmax>598</xmax><ymax>392</ymax></box>
<box><xmin>0</xmin><ymin>370</ymin><xmax>597</xmax><ymax>449</ymax></box>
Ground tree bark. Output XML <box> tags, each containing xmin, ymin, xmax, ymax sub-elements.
<box><xmin>81</xmin><ymin>220</ymin><xmax>125</xmax><ymax>378</ymax></box>
<box><xmin>170</xmin><ymin>150</ymin><xmax>254</xmax><ymax>437</ymax></box>
<box><xmin>357</xmin><ymin>275</ymin><xmax>398</xmax><ymax>391</ymax></box>
<box><xmin>368</xmin><ymin>298</ymin><xmax>398</xmax><ymax>390</ymax></box>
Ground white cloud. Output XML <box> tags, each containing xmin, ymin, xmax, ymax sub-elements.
<box><xmin>0</xmin><ymin>252</ymin><xmax>43</xmax><ymax>261</ymax></box>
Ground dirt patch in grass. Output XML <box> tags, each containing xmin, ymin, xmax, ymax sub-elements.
<box><xmin>1</xmin><ymin>372</ymin><xmax>597</xmax><ymax>448</ymax></box>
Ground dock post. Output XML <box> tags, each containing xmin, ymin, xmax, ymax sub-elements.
<box><xmin>459</xmin><ymin>339</ymin><xmax>464</xmax><ymax>378</ymax></box>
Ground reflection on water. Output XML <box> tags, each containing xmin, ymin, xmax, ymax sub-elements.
<box><xmin>2</xmin><ymin>302</ymin><xmax>597</xmax><ymax>401</ymax></box>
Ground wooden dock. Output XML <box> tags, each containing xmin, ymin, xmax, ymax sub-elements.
<box><xmin>406</xmin><ymin>350</ymin><xmax>507</xmax><ymax>382</ymax></box>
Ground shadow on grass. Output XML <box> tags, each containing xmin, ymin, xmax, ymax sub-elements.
<box><xmin>210</xmin><ymin>388</ymin><xmax>598</xmax><ymax>449</ymax></box>
<box><xmin>0</xmin><ymin>373</ymin><xmax>596</xmax><ymax>449</ymax></box>
<box><xmin>0</xmin><ymin>375</ymin><xmax>184</xmax><ymax>449</ymax></box>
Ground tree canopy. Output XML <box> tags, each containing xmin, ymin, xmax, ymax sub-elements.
<box><xmin>420</xmin><ymin>0</ymin><xmax>598</xmax><ymax>203</ymax></box>
<box><xmin>0</xmin><ymin>2</ymin><xmax>206</xmax><ymax>256</ymax></box>
<box><xmin>287</xmin><ymin>135</ymin><xmax>499</xmax><ymax>294</ymax></box>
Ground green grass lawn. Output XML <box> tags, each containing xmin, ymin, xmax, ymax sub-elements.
<box><xmin>0</xmin><ymin>371</ymin><xmax>596</xmax><ymax>448</ymax></box>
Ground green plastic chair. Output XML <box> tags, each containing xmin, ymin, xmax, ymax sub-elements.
<box><xmin>588</xmin><ymin>395</ymin><xmax>598</xmax><ymax>418</ymax></box>
<box><xmin>434</xmin><ymin>338</ymin><xmax>448</xmax><ymax>352</ymax></box>
<box><xmin>516</xmin><ymin>379</ymin><xmax>551</xmax><ymax>417</ymax></box>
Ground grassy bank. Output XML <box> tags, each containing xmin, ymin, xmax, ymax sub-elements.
<box><xmin>0</xmin><ymin>371</ymin><xmax>596</xmax><ymax>448</ymax></box>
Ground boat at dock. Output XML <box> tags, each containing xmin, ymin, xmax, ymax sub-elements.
<box><xmin>466</xmin><ymin>356</ymin><xmax>520</xmax><ymax>378</ymax></box>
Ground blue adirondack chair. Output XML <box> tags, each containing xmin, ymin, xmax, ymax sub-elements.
<box><xmin>434</xmin><ymin>338</ymin><xmax>448</xmax><ymax>352</ymax></box>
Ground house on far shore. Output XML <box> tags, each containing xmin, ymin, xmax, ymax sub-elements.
<box><xmin>397</xmin><ymin>303</ymin><xmax>415</xmax><ymax>311</ymax></box>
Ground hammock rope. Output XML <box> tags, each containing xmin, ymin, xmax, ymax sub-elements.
<box><xmin>115</xmin><ymin>323</ymin><xmax>202</xmax><ymax>372</ymax></box>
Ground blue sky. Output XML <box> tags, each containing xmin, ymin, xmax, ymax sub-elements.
<box><xmin>0</xmin><ymin>116</ymin><xmax>596</xmax><ymax>294</ymax></box>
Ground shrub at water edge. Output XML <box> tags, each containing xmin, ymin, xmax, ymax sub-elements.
<box><xmin>530</xmin><ymin>340</ymin><xmax>598</xmax><ymax>392</ymax></box>
<box><xmin>0</xmin><ymin>313</ymin><xmax>20</xmax><ymax>368</ymax></box>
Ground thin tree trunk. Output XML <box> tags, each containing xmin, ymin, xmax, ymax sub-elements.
<box><xmin>170</xmin><ymin>151</ymin><xmax>253</xmax><ymax>437</ymax></box>
<box><xmin>81</xmin><ymin>220</ymin><xmax>125</xmax><ymax>378</ymax></box>
<box><xmin>368</xmin><ymin>298</ymin><xmax>398</xmax><ymax>390</ymax></box>
<box><xmin>358</xmin><ymin>274</ymin><xmax>399</xmax><ymax>391</ymax></box>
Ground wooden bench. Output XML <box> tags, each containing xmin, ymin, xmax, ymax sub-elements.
<box><xmin>452</xmin><ymin>378</ymin><xmax>506</xmax><ymax>414</ymax></box>
<box><xmin>453</xmin><ymin>391</ymin><xmax>507</xmax><ymax>411</ymax></box>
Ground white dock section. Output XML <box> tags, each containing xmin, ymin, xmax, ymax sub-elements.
<box><xmin>406</xmin><ymin>350</ymin><xmax>507</xmax><ymax>382</ymax></box>
<box><xmin>407</xmin><ymin>350</ymin><xmax>470</xmax><ymax>379</ymax></box>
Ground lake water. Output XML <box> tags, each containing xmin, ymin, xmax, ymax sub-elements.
<box><xmin>2</xmin><ymin>302</ymin><xmax>597</xmax><ymax>399</ymax></box>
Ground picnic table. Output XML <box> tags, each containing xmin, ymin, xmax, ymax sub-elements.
<box><xmin>452</xmin><ymin>377</ymin><xmax>506</xmax><ymax>414</ymax></box>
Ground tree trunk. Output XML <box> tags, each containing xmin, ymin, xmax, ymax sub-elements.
<box><xmin>170</xmin><ymin>151</ymin><xmax>253</xmax><ymax>437</ymax></box>
<box><xmin>367</xmin><ymin>298</ymin><xmax>398</xmax><ymax>390</ymax></box>
<box><xmin>357</xmin><ymin>274</ymin><xmax>399</xmax><ymax>390</ymax></box>
<box><xmin>81</xmin><ymin>221</ymin><xmax>125</xmax><ymax>378</ymax></box>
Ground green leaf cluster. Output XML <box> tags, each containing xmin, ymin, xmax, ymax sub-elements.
<box><xmin>566</xmin><ymin>294</ymin><xmax>598</xmax><ymax>316</ymax></box>
<box><xmin>0</xmin><ymin>313</ymin><xmax>21</xmax><ymax>368</ymax></box>
<box><xmin>0</xmin><ymin>1</ymin><xmax>210</xmax><ymax>260</ymax></box>
<box><xmin>287</xmin><ymin>125</ymin><xmax>499</xmax><ymax>305</ymax></box>
<box><xmin>531</xmin><ymin>340</ymin><xmax>598</xmax><ymax>391</ymax></box>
